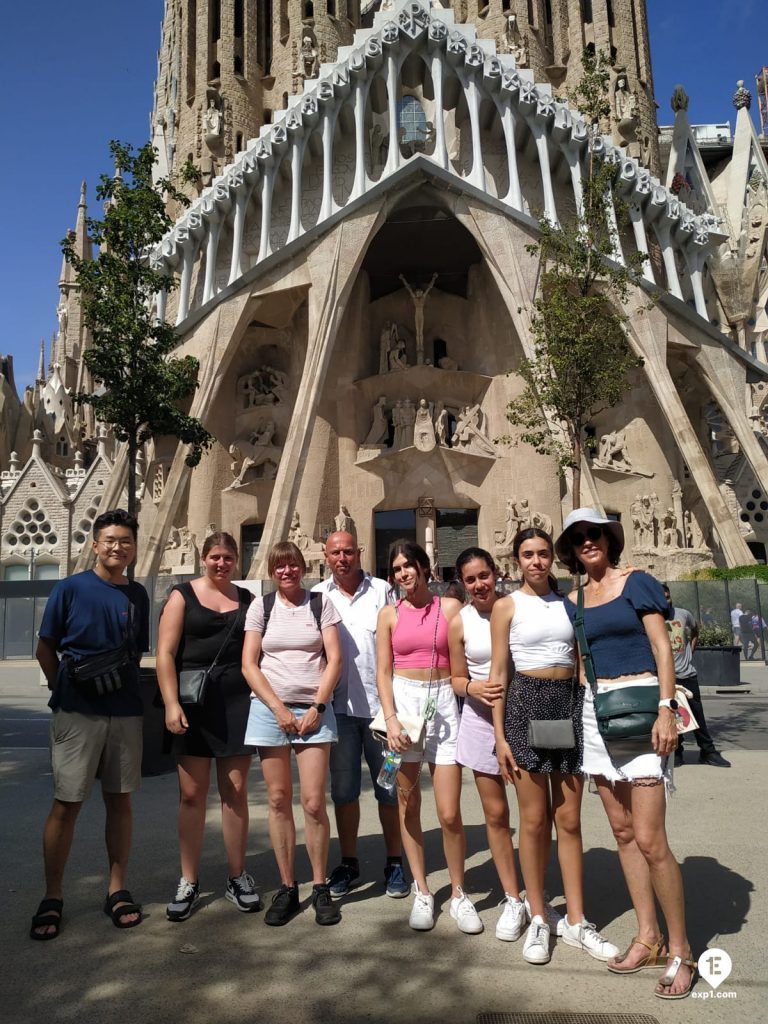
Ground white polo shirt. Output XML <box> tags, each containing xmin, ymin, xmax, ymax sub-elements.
<box><xmin>312</xmin><ymin>572</ymin><xmax>393</xmax><ymax>718</ymax></box>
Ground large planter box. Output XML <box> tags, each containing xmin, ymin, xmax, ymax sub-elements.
<box><xmin>692</xmin><ymin>646</ymin><xmax>741</xmax><ymax>688</ymax></box>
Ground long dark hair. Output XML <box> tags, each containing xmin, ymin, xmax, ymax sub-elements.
<box><xmin>387</xmin><ymin>538</ymin><xmax>431</xmax><ymax>584</ymax></box>
<box><xmin>512</xmin><ymin>527</ymin><xmax>559</xmax><ymax>594</ymax></box>
<box><xmin>455</xmin><ymin>546</ymin><xmax>496</xmax><ymax>579</ymax></box>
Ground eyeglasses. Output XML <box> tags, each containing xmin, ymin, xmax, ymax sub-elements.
<box><xmin>570</xmin><ymin>526</ymin><xmax>604</xmax><ymax>547</ymax></box>
<box><xmin>98</xmin><ymin>538</ymin><xmax>135</xmax><ymax>549</ymax></box>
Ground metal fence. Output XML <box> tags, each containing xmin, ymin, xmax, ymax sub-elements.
<box><xmin>1</xmin><ymin>575</ymin><xmax>766</xmax><ymax>661</ymax></box>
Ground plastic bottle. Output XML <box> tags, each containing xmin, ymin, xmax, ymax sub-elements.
<box><xmin>377</xmin><ymin>749</ymin><xmax>403</xmax><ymax>791</ymax></box>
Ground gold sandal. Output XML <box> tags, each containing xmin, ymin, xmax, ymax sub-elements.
<box><xmin>607</xmin><ymin>935</ymin><xmax>668</xmax><ymax>974</ymax></box>
<box><xmin>654</xmin><ymin>955</ymin><xmax>698</xmax><ymax>1000</ymax></box>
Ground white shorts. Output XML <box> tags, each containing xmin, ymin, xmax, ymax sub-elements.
<box><xmin>392</xmin><ymin>675</ymin><xmax>459</xmax><ymax>766</ymax></box>
<box><xmin>582</xmin><ymin>676</ymin><xmax>671</xmax><ymax>786</ymax></box>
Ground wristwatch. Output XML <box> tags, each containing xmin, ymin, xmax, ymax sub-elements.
<box><xmin>311</xmin><ymin>701</ymin><xmax>326</xmax><ymax>713</ymax></box>
<box><xmin>658</xmin><ymin>698</ymin><xmax>679</xmax><ymax>711</ymax></box>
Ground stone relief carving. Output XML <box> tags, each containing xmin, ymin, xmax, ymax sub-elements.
<box><xmin>386</xmin><ymin>323</ymin><xmax>409</xmax><ymax>372</ymax></box>
<box><xmin>399</xmin><ymin>273</ymin><xmax>438</xmax><ymax>365</ymax></box>
<box><xmin>661</xmin><ymin>508</ymin><xmax>678</xmax><ymax>549</ymax></box>
<box><xmin>364</xmin><ymin>396</ymin><xmax>389</xmax><ymax>445</ymax></box>
<box><xmin>630</xmin><ymin>488</ymin><xmax>709</xmax><ymax>552</ymax></box>
<box><xmin>434</xmin><ymin>401</ymin><xmax>449</xmax><ymax>446</ymax></box>
<box><xmin>684</xmin><ymin>510</ymin><xmax>706</xmax><ymax>550</ymax></box>
<box><xmin>159</xmin><ymin>525</ymin><xmax>198</xmax><ymax>575</ymax></box>
<box><xmin>301</xmin><ymin>33</ymin><xmax>319</xmax><ymax>80</ymax></box>
<box><xmin>239</xmin><ymin>366</ymin><xmax>289</xmax><ymax>408</ymax></box>
<box><xmin>413</xmin><ymin>398</ymin><xmax>436</xmax><ymax>452</ymax></box>
<box><xmin>227</xmin><ymin>421</ymin><xmax>279</xmax><ymax>488</ymax></box>
<box><xmin>494</xmin><ymin>497</ymin><xmax>553</xmax><ymax>573</ymax></box>
<box><xmin>593</xmin><ymin>430</ymin><xmax>652</xmax><ymax>477</ymax></box>
<box><xmin>451</xmin><ymin>404</ymin><xmax>496</xmax><ymax>457</ymax></box>
<box><xmin>630</xmin><ymin>493</ymin><xmax>658</xmax><ymax>549</ymax></box>
<box><xmin>286</xmin><ymin>512</ymin><xmax>325</xmax><ymax>576</ymax></box>
<box><xmin>334</xmin><ymin>505</ymin><xmax>355</xmax><ymax>534</ymax></box>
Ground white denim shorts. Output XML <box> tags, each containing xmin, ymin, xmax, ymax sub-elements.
<box><xmin>582</xmin><ymin>676</ymin><xmax>671</xmax><ymax>787</ymax></box>
<box><xmin>392</xmin><ymin>675</ymin><xmax>459</xmax><ymax>766</ymax></box>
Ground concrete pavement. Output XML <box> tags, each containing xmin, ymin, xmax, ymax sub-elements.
<box><xmin>0</xmin><ymin>664</ymin><xmax>765</xmax><ymax>1024</ymax></box>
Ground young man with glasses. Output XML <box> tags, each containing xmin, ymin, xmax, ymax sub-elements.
<box><xmin>30</xmin><ymin>509</ymin><xmax>150</xmax><ymax>940</ymax></box>
<box><xmin>312</xmin><ymin>531</ymin><xmax>408</xmax><ymax>899</ymax></box>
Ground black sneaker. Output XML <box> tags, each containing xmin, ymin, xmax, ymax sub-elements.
<box><xmin>699</xmin><ymin>751</ymin><xmax>731</xmax><ymax>768</ymax></box>
<box><xmin>328</xmin><ymin>861</ymin><xmax>361</xmax><ymax>899</ymax></box>
<box><xmin>312</xmin><ymin>884</ymin><xmax>341</xmax><ymax>925</ymax></box>
<box><xmin>264</xmin><ymin>883</ymin><xmax>300</xmax><ymax>926</ymax></box>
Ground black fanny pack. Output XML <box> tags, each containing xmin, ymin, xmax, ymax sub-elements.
<box><xmin>65</xmin><ymin>643</ymin><xmax>136</xmax><ymax>699</ymax></box>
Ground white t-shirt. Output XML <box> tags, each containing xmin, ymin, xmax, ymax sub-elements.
<box><xmin>313</xmin><ymin>573</ymin><xmax>393</xmax><ymax>717</ymax></box>
<box><xmin>245</xmin><ymin>591</ymin><xmax>341</xmax><ymax>703</ymax></box>
<box><xmin>731</xmin><ymin>607</ymin><xmax>742</xmax><ymax>629</ymax></box>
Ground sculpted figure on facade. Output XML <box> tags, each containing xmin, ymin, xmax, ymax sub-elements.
<box><xmin>399</xmin><ymin>273</ymin><xmax>438</xmax><ymax>364</ymax></box>
<box><xmin>240</xmin><ymin>366</ymin><xmax>289</xmax><ymax>408</ymax></box>
<box><xmin>401</xmin><ymin>399</ymin><xmax>417</xmax><ymax>446</ymax></box>
<box><xmin>379</xmin><ymin>321</ymin><xmax>392</xmax><ymax>373</ymax></box>
<box><xmin>203</xmin><ymin>94</ymin><xmax>223</xmax><ymax>142</ymax></box>
<box><xmin>301</xmin><ymin>34</ymin><xmax>319</xmax><ymax>80</ymax></box>
<box><xmin>334</xmin><ymin>505</ymin><xmax>355</xmax><ymax>534</ymax></box>
<box><xmin>594</xmin><ymin>429</ymin><xmax>633</xmax><ymax>472</ymax></box>
<box><xmin>452</xmin><ymin>404</ymin><xmax>496</xmax><ymax>457</ymax></box>
<box><xmin>391</xmin><ymin>400</ymin><xmax>405</xmax><ymax>450</ymax></box>
<box><xmin>434</xmin><ymin>401</ymin><xmax>449</xmax><ymax>446</ymax></box>
<box><xmin>661</xmin><ymin>508</ymin><xmax>679</xmax><ymax>549</ymax></box>
<box><xmin>160</xmin><ymin>524</ymin><xmax>198</xmax><ymax>575</ymax></box>
<box><xmin>684</xmin><ymin>510</ymin><xmax>706</xmax><ymax>550</ymax></box>
<box><xmin>364</xmin><ymin>396</ymin><xmax>390</xmax><ymax>445</ymax></box>
<box><xmin>413</xmin><ymin>398</ymin><xmax>436</xmax><ymax>452</ymax></box>
<box><xmin>385</xmin><ymin>323</ymin><xmax>409</xmax><ymax>372</ymax></box>
<box><xmin>631</xmin><ymin>493</ymin><xmax>658</xmax><ymax>548</ymax></box>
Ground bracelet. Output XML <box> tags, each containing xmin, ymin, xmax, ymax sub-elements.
<box><xmin>466</xmin><ymin>680</ymin><xmax>473</xmax><ymax>697</ymax></box>
<box><xmin>384</xmin><ymin>712</ymin><xmax>397</xmax><ymax>722</ymax></box>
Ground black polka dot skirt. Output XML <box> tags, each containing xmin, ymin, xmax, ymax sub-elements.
<box><xmin>503</xmin><ymin>671</ymin><xmax>584</xmax><ymax>774</ymax></box>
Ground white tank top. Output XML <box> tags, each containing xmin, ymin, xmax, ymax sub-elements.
<box><xmin>508</xmin><ymin>589</ymin><xmax>575</xmax><ymax>671</ymax></box>
<box><xmin>460</xmin><ymin>603</ymin><xmax>492</xmax><ymax>680</ymax></box>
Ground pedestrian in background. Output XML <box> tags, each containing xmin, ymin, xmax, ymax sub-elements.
<box><xmin>663</xmin><ymin>586</ymin><xmax>730</xmax><ymax>769</ymax></box>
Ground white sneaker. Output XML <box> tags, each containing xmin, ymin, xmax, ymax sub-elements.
<box><xmin>522</xmin><ymin>914</ymin><xmax>551</xmax><ymax>964</ymax></box>
<box><xmin>561</xmin><ymin>916</ymin><xmax>620</xmax><ymax>962</ymax></box>
<box><xmin>449</xmin><ymin>888</ymin><xmax>484</xmax><ymax>934</ymax></box>
<box><xmin>408</xmin><ymin>884</ymin><xmax>435</xmax><ymax>931</ymax></box>
<box><xmin>496</xmin><ymin>893</ymin><xmax>527</xmax><ymax>941</ymax></box>
<box><xmin>524</xmin><ymin>894</ymin><xmax>565</xmax><ymax>937</ymax></box>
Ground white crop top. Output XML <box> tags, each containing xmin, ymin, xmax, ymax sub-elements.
<box><xmin>508</xmin><ymin>589</ymin><xmax>575</xmax><ymax>671</ymax></box>
<box><xmin>460</xmin><ymin>604</ymin><xmax>492</xmax><ymax>680</ymax></box>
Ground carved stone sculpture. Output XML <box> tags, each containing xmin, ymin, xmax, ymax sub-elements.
<box><xmin>379</xmin><ymin>321</ymin><xmax>392</xmax><ymax>374</ymax></box>
<box><xmin>301</xmin><ymin>35</ymin><xmax>319</xmax><ymax>79</ymax></box>
<box><xmin>334</xmin><ymin>505</ymin><xmax>355</xmax><ymax>534</ymax></box>
<box><xmin>392</xmin><ymin>400</ymin><xmax>405</xmax><ymax>450</ymax></box>
<box><xmin>661</xmin><ymin>508</ymin><xmax>679</xmax><ymax>549</ymax></box>
<box><xmin>434</xmin><ymin>402</ymin><xmax>449</xmax><ymax>446</ymax></box>
<box><xmin>452</xmin><ymin>404</ymin><xmax>496</xmax><ymax>457</ymax></box>
<box><xmin>401</xmin><ymin>399</ymin><xmax>417</xmax><ymax>447</ymax></box>
<box><xmin>227</xmin><ymin>421</ymin><xmax>279</xmax><ymax>488</ymax></box>
<box><xmin>399</xmin><ymin>273</ymin><xmax>438</xmax><ymax>365</ymax></box>
<box><xmin>631</xmin><ymin>493</ymin><xmax>658</xmax><ymax>548</ymax></box>
<box><xmin>239</xmin><ymin>366</ymin><xmax>289</xmax><ymax>408</ymax></box>
<box><xmin>160</xmin><ymin>524</ymin><xmax>198</xmax><ymax>575</ymax></box>
<box><xmin>203</xmin><ymin>96</ymin><xmax>223</xmax><ymax>142</ymax></box>
<box><xmin>671</xmin><ymin>85</ymin><xmax>689</xmax><ymax>113</ymax></box>
<box><xmin>684</xmin><ymin>510</ymin><xmax>706</xmax><ymax>550</ymax></box>
<box><xmin>387</xmin><ymin>327</ymin><xmax>409</xmax><ymax>372</ymax></box>
<box><xmin>413</xmin><ymin>398</ymin><xmax>436</xmax><ymax>452</ymax></box>
<box><xmin>364</xmin><ymin>396</ymin><xmax>390</xmax><ymax>445</ymax></box>
<box><xmin>594</xmin><ymin>430</ymin><xmax>633</xmax><ymax>472</ymax></box>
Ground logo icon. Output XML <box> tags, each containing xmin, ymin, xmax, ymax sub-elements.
<box><xmin>699</xmin><ymin>948</ymin><xmax>732</xmax><ymax>989</ymax></box>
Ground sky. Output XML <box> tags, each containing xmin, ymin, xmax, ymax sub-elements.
<box><xmin>1</xmin><ymin>0</ymin><xmax>766</xmax><ymax>392</ymax></box>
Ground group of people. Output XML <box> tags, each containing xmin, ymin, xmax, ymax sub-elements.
<box><xmin>730</xmin><ymin>602</ymin><xmax>767</xmax><ymax>660</ymax></box>
<box><xmin>32</xmin><ymin>505</ymin><xmax>714</xmax><ymax>1000</ymax></box>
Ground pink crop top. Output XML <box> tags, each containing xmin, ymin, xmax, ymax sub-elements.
<box><xmin>391</xmin><ymin>597</ymin><xmax>450</xmax><ymax>669</ymax></box>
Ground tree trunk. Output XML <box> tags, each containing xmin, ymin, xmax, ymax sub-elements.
<box><xmin>572</xmin><ymin>435</ymin><xmax>582</xmax><ymax>509</ymax></box>
<box><xmin>127</xmin><ymin>433</ymin><xmax>137</xmax><ymax>580</ymax></box>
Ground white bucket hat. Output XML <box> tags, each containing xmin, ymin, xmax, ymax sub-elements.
<box><xmin>554</xmin><ymin>507</ymin><xmax>625</xmax><ymax>565</ymax></box>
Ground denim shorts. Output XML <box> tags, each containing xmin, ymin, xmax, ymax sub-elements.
<box><xmin>330</xmin><ymin>713</ymin><xmax>397</xmax><ymax>806</ymax></box>
<box><xmin>244</xmin><ymin>699</ymin><xmax>338</xmax><ymax>748</ymax></box>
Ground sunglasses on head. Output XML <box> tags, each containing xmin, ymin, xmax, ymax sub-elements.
<box><xmin>570</xmin><ymin>525</ymin><xmax>605</xmax><ymax>546</ymax></box>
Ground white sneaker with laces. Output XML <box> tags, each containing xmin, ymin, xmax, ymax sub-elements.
<box><xmin>561</xmin><ymin>916</ymin><xmax>620</xmax><ymax>961</ymax></box>
<box><xmin>226</xmin><ymin>870</ymin><xmax>261</xmax><ymax>912</ymax></box>
<box><xmin>496</xmin><ymin>893</ymin><xmax>527</xmax><ymax>941</ymax></box>
<box><xmin>522</xmin><ymin>914</ymin><xmax>551</xmax><ymax>964</ymax></box>
<box><xmin>449</xmin><ymin>888</ymin><xmax>484</xmax><ymax>934</ymax></box>
<box><xmin>524</xmin><ymin>894</ymin><xmax>565</xmax><ymax>937</ymax></box>
<box><xmin>408</xmin><ymin>884</ymin><xmax>435</xmax><ymax>931</ymax></box>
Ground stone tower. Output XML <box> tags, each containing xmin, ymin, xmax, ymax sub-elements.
<box><xmin>151</xmin><ymin>1</ymin><xmax>358</xmax><ymax>182</ymax></box>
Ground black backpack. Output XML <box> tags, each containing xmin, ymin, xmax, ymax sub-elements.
<box><xmin>262</xmin><ymin>590</ymin><xmax>324</xmax><ymax>635</ymax></box>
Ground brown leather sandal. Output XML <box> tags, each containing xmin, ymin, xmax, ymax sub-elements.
<box><xmin>654</xmin><ymin>955</ymin><xmax>698</xmax><ymax>999</ymax></box>
<box><xmin>607</xmin><ymin>935</ymin><xmax>668</xmax><ymax>974</ymax></box>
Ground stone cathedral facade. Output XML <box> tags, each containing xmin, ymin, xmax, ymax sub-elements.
<box><xmin>2</xmin><ymin>0</ymin><xmax>768</xmax><ymax>582</ymax></box>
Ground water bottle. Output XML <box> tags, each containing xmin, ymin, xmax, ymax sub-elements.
<box><xmin>377</xmin><ymin>749</ymin><xmax>403</xmax><ymax>791</ymax></box>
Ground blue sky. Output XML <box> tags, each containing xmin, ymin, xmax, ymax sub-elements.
<box><xmin>1</xmin><ymin>1</ymin><xmax>765</xmax><ymax>391</ymax></box>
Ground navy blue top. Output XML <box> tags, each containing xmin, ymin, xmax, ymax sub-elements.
<box><xmin>565</xmin><ymin>571</ymin><xmax>670</xmax><ymax>679</ymax></box>
<box><xmin>39</xmin><ymin>570</ymin><xmax>150</xmax><ymax>716</ymax></box>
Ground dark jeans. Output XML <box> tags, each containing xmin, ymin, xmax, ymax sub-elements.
<box><xmin>677</xmin><ymin>673</ymin><xmax>716</xmax><ymax>754</ymax></box>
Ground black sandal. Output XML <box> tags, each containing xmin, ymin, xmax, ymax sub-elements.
<box><xmin>103</xmin><ymin>889</ymin><xmax>143</xmax><ymax>929</ymax></box>
<box><xmin>30</xmin><ymin>898</ymin><xmax>63</xmax><ymax>941</ymax></box>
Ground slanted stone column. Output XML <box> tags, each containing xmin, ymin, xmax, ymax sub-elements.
<box><xmin>250</xmin><ymin>207</ymin><xmax>383</xmax><ymax>578</ymax></box>
<box><xmin>628</xmin><ymin>310</ymin><xmax>754</xmax><ymax>566</ymax></box>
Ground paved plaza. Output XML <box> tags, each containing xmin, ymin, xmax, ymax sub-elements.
<box><xmin>0</xmin><ymin>663</ymin><xmax>764</xmax><ymax>1024</ymax></box>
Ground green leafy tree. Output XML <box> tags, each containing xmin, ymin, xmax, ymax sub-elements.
<box><xmin>506</xmin><ymin>51</ymin><xmax>646</xmax><ymax>508</ymax></box>
<box><xmin>63</xmin><ymin>140</ymin><xmax>213</xmax><ymax>539</ymax></box>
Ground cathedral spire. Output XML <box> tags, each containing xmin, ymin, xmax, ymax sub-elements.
<box><xmin>36</xmin><ymin>340</ymin><xmax>46</xmax><ymax>385</ymax></box>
